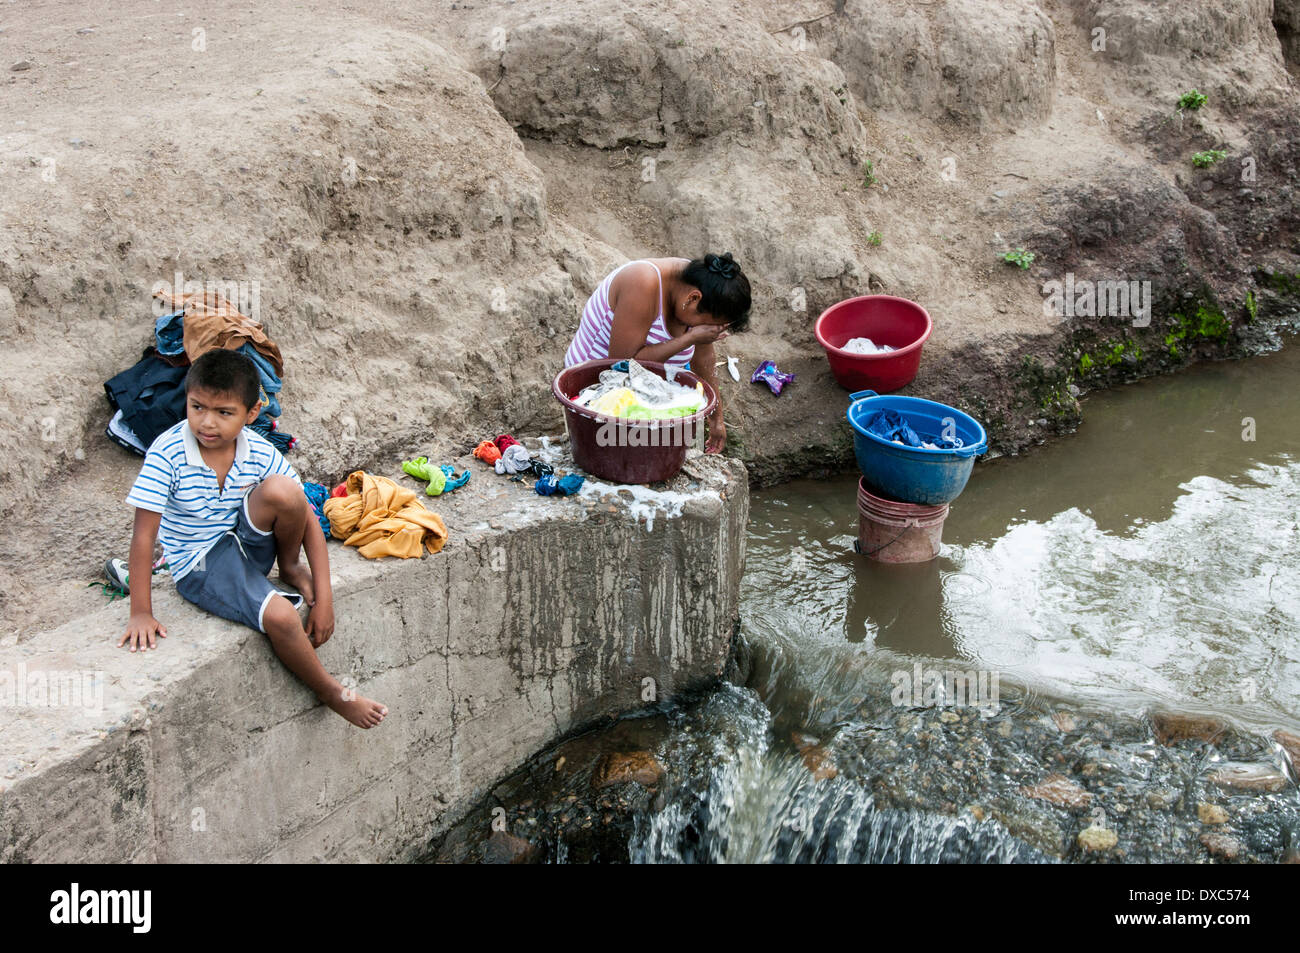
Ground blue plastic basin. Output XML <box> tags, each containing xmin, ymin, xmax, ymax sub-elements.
<box><xmin>847</xmin><ymin>390</ymin><xmax>988</xmax><ymax>505</ymax></box>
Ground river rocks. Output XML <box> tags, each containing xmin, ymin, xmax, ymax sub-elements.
<box><xmin>1051</xmin><ymin>711</ymin><xmax>1078</xmax><ymax>733</ymax></box>
<box><xmin>1285</xmin><ymin>826</ymin><xmax>1300</xmax><ymax>864</ymax></box>
<box><xmin>792</xmin><ymin>732</ymin><xmax>839</xmax><ymax>781</ymax></box>
<box><xmin>1151</xmin><ymin>711</ymin><xmax>1227</xmax><ymax>746</ymax></box>
<box><xmin>593</xmin><ymin>751</ymin><xmax>664</xmax><ymax>789</ymax></box>
<box><xmin>989</xmin><ymin>801</ymin><xmax>1068</xmax><ymax>859</ymax></box>
<box><xmin>1208</xmin><ymin>762</ymin><xmax>1289</xmax><ymax>794</ymax></box>
<box><xmin>481</xmin><ymin>830</ymin><xmax>539</xmax><ymax>864</ymax></box>
<box><xmin>1274</xmin><ymin>728</ymin><xmax>1300</xmax><ymax>767</ymax></box>
<box><xmin>1198</xmin><ymin>802</ymin><xmax>1231</xmax><ymax>825</ymax></box>
<box><xmin>1199</xmin><ymin>832</ymin><xmax>1243</xmax><ymax>861</ymax></box>
<box><xmin>1146</xmin><ymin>789</ymin><xmax>1179</xmax><ymax>810</ymax></box>
<box><xmin>1078</xmin><ymin>825</ymin><xmax>1118</xmax><ymax>851</ymax></box>
<box><xmin>1020</xmin><ymin>774</ymin><xmax>1092</xmax><ymax>809</ymax></box>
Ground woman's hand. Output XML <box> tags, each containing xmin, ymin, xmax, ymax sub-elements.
<box><xmin>706</xmin><ymin>416</ymin><xmax>727</xmax><ymax>454</ymax></box>
<box><xmin>687</xmin><ymin>324</ymin><xmax>729</xmax><ymax>347</ymax></box>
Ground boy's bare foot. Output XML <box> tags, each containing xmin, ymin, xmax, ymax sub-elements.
<box><xmin>278</xmin><ymin>561</ymin><xmax>315</xmax><ymax>605</ymax></box>
<box><xmin>324</xmin><ymin>691</ymin><xmax>388</xmax><ymax>729</ymax></box>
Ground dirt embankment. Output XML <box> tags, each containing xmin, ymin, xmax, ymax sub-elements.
<box><xmin>1</xmin><ymin>0</ymin><xmax>1298</xmax><ymax>637</ymax></box>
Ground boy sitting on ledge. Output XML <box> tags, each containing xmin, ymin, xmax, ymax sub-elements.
<box><xmin>120</xmin><ymin>349</ymin><xmax>387</xmax><ymax>729</ymax></box>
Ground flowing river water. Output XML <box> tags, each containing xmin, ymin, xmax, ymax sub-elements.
<box><xmin>430</xmin><ymin>345</ymin><xmax>1300</xmax><ymax>863</ymax></box>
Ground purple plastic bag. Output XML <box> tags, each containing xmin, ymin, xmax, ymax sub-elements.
<box><xmin>751</xmin><ymin>360</ymin><xmax>795</xmax><ymax>395</ymax></box>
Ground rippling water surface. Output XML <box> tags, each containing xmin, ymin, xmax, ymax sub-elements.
<box><xmin>630</xmin><ymin>346</ymin><xmax>1300</xmax><ymax>862</ymax></box>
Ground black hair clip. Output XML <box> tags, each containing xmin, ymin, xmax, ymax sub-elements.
<box><xmin>707</xmin><ymin>252</ymin><xmax>740</xmax><ymax>279</ymax></box>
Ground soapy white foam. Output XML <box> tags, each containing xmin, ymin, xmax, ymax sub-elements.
<box><xmin>578</xmin><ymin>479</ymin><xmax>701</xmax><ymax>532</ymax></box>
<box><xmin>533</xmin><ymin>435</ymin><xmax>562</xmax><ymax>465</ymax></box>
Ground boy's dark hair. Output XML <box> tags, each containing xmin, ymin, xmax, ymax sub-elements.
<box><xmin>185</xmin><ymin>348</ymin><xmax>261</xmax><ymax>410</ymax></box>
<box><xmin>682</xmin><ymin>251</ymin><xmax>752</xmax><ymax>332</ymax></box>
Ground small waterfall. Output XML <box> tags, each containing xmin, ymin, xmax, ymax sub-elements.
<box><xmin>630</xmin><ymin>685</ymin><xmax>1050</xmax><ymax>864</ymax></box>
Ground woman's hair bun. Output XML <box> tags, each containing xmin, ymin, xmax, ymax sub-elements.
<box><xmin>706</xmin><ymin>252</ymin><xmax>740</xmax><ymax>280</ymax></box>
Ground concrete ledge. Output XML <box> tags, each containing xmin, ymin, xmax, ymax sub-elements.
<box><xmin>0</xmin><ymin>446</ymin><xmax>748</xmax><ymax>862</ymax></box>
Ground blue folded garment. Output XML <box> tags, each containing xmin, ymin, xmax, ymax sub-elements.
<box><xmin>864</xmin><ymin>409</ymin><xmax>921</xmax><ymax>447</ymax></box>
<box><xmin>535</xmin><ymin>473</ymin><xmax>585</xmax><ymax>497</ymax></box>
<box><xmin>154</xmin><ymin>310</ymin><xmax>186</xmax><ymax>356</ymax></box>
<box><xmin>863</xmin><ymin>409</ymin><xmax>964</xmax><ymax>449</ymax></box>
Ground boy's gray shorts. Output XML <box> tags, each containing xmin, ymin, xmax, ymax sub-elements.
<box><xmin>175</xmin><ymin>494</ymin><xmax>305</xmax><ymax>633</ymax></box>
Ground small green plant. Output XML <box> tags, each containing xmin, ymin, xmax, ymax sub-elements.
<box><xmin>867</xmin><ymin>230</ymin><xmax>883</xmax><ymax>246</ymax></box>
<box><xmin>1002</xmin><ymin>247</ymin><xmax>1035</xmax><ymax>269</ymax></box>
<box><xmin>1164</xmin><ymin>303</ymin><xmax>1231</xmax><ymax>358</ymax></box>
<box><xmin>862</xmin><ymin>159</ymin><xmax>877</xmax><ymax>188</ymax></box>
<box><xmin>1177</xmin><ymin>89</ymin><xmax>1208</xmax><ymax>111</ymax></box>
<box><xmin>1245</xmin><ymin>290</ymin><xmax>1257</xmax><ymax>322</ymax></box>
<box><xmin>1192</xmin><ymin>149</ymin><xmax>1226</xmax><ymax>168</ymax></box>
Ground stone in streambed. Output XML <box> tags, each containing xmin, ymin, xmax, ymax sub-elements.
<box><xmin>1020</xmin><ymin>774</ymin><xmax>1092</xmax><ymax>809</ymax></box>
<box><xmin>1145</xmin><ymin>789</ymin><xmax>1179</xmax><ymax>809</ymax></box>
<box><xmin>1078</xmin><ymin>825</ymin><xmax>1118</xmax><ymax>851</ymax></box>
<box><xmin>791</xmin><ymin>731</ymin><xmax>838</xmax><ymax>781</ymax></box>
<box><xmin>1274</xmin><ymin>728</ymin><xmax>1300</xmax><ymax>767</ymax></box>
<box><xmin>481</xmin><ymin>830</ymin><xmax>539</xmax><ymax>864</ymax></box>
<box><xmin>1197</xmin><ymin>802</ymin><xmax>1230</xmax><ymax>825</ymax></box>
<box><xmin>1207</xmin><ymin>762</ymin><xmax>1288</xmax><ymax>794</ymax></box>
<box><xmin>593</xmin><ymin>751</ymin><xmax>664</xmax><ymax>789</ymax></box>
<box><xmin>1151</xmin><ymin>711</ymin><xmax>1225</xmax><ymax>745</ymax></box>
<box><xmin>1199</xmin><ymin>832</ymin><xmax>1243</xmax><ymax>861</ymax></box>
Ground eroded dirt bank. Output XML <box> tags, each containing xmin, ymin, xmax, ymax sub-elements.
<box><xmin>2</xmin><ymin>0</ymin><xmax>1298</xmax><ymax>639</ymax></box>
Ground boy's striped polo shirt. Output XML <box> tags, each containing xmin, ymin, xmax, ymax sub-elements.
<box><xmin>125</xmin><ymin>420</ymin><xmax>300</xmax><ymax>581</ymax></box>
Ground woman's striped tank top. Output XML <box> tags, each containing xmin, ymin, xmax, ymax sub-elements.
<box><xmin>564</xmin><ymin>260</ymin><xmax>696</xmax><ymax>368</ymax></box>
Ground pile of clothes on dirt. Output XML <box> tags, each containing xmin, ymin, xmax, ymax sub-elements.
<box><xmin>571</xmin><ymin>359</ymin><xmax>706</xmax><ymax>419</ymax></box>
<box><xmin>104</xmin><ymin>290</ymin><xmax>296</xmax><ymax>455</ymax></box>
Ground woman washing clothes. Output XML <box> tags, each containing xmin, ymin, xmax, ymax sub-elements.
<box><xmin>565</xmin><ymin>252</ymin><xmax>751</xmax><ymax>453</ymax></box>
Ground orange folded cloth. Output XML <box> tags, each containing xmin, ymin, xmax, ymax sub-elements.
<box><xmin>322</xmin><ymin>470</ymin><xmax>449</xmax><ymax>559</ymax></box>
<box><xmin>473</xmin><ymin>440</ymin><xmax>502</xmax><ymax>464</ymax></box>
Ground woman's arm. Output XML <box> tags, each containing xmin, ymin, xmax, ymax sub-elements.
<box><xmin>691</xmin><ymin>339</ymin><xmax>728</xmax><ymax>453</ymax></box>
<box><xmin>606</xmin><ymin>263</ymin><xmax>695</xmax><ymax>364</ymax></box>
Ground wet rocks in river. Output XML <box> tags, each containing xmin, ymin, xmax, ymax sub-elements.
<box><xmin>1207</xmin><ymin>762</ymin><xmax>1288</xmax><ymax>794</ymax></box>
<box><xmin>1050</xmin><ymin>711</ymin><xmax>1077</xmax><ymax>733</ymax></box>
<box><xmin>791</xmin><ymin>731</ymin><xmax>839</xmax><ymax>781</ymax></box>
<box><xmin>593</xmin><ymin>751</ymin><xmax>664</xmax><ymax>789</ymax></box>
<box><xmin>425</xmin><ymin>671</ymin><xmax>1300</xmax><ymax>863</ymax></box>
<box><xmin>1151</xmin><ymin>711</ymin><xmax>1226</xmax><ymax>745</ymax></box>
<box><xmin>1199</xmin><ymin>832</ymin><xmax>1243</xmax><ymax>861</ymax></box>
<box><xmin>1145</xmin><ymin>789</ymin><xmax>1179</xmax><ymax>810</ymax></box>
<box><xmin>1077</xmin><ymin>825</ymin><xmax>1118</xmax><ymax>851</ymax></box>
<box><xmin>1198</xmin><ymin>802</ymin><xmax>1230</xmax><ymax>825</ymax></box>
<box><xmin>482</xmin><ymin>831</ymin><xmax>539</xmax><ymax>864</ymax></box>
<box><xmin>1020</xmin><ymin>774</ymin><xmax>1092</xmax><ymax>809</ymax></box>
<box><xmin>1274</xmin><ymin>728</ymin><xmax>1300</xmax><ymax>768</ymax></box>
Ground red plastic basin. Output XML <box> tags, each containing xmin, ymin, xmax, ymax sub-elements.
<box><xmin>815</xmin><ymin>294</ymin><xmax>932</xmax><ymax>392</ymax></box>
<box><xmin>552</xmin><ymin>359</ymin><xmax>718</xmax><ymax>484</ymax></box>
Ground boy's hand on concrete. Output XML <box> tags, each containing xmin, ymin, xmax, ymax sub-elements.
<box><xmin>305</xmin><ymin>597</ymin><xmax>334</xmax><ymax>648</ymax></box>
<box><xmin>120</xmin><ymin>613</ymin><xmax>168</xmax><ymax>652</ymax></box>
